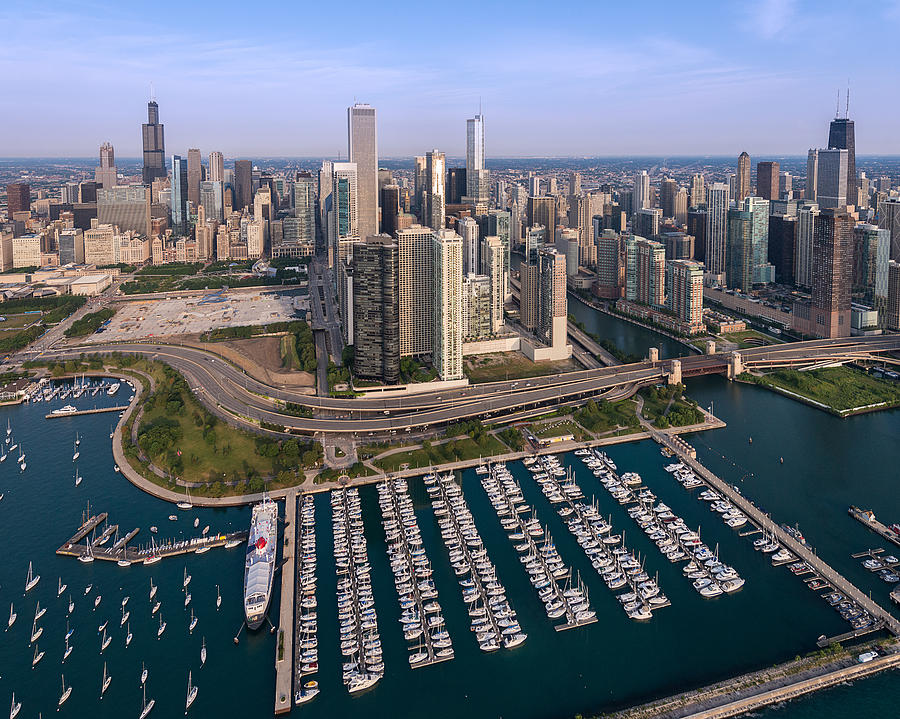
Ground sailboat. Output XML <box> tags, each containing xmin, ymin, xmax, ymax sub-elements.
<box><xmin>125</xmin><ymin>622</ymin><xmax>132</xmax><ymax>647</ymax></box>
<box><xmin>31</xmin><ymin>643</ymin><xmax>44</xmax><ymax>668</ymax></box>
<box><xmin>7</xmin><ymin>603</ymin><xmax>16</xmax><ymax>630</ymax></box>
<box><xmin>30</xmin><ymin>616</ymin><xmax>42</xmax><ymax>644</ymax></box>
<box><xmin>25</xmin><ymin>562</ymin><xmax>40</xmax><ymax>592</ymax></box>
<box><xmin>9</xmin><ymin>692</ymin><xmax>20</xmax><ymax>719</ymax></box>
<box><xmin>57</xmin><ymin>675</ymin><xmax>72</xmax><ymax>708</ymax></box>
<box><xmin>157</xmin><ymin>614</ymin><xmax>166</xmax><ymax>638</ymax></box>
<box><xmin>188</xmin><ymin>608</ymin><xmax>197</xmax><ymax>633</ymax></box>
<box><xmin>140</xmin><ymin>663</ymin><xmax>148</xmax><ymax>685</ymax></box>
<box><xmin>34</xmin><ymin>602</ymin><xmax>46</xmax><ymax>622</ymax></box>
<box><xmin>67</xmin><ymin>595</ymin><xmax>74</xmax><ymax>615</ymax></box>
<box><xmin>121</xmin><ymin>605</ymin><xmax>130</xmax><ymax>626</ymax></box>
<box><xmin>185</xmin><ymin>671</ymin><xmax>198</xmax><ymax>713</ymax></box>
<box><xmin>75</xmin><ymin>432</ymin><xmax>80</xmax><ymax>446</ymax></box>
<box><xmin>183</xmin><ymin>568</ymin><xmax>191</xmax><ymax>589</ymax></box>
<box><xmin>63</xmin><ymin>635</ymin><xmax>72</xmax><ymax>662</ymax></box>
<box><xmin>215</xmin><ymin>586</ymin><xmax>221</xmax><ymax>610</ymax></box>
<box><xmin>72</xmin><ymin>441</ymin><xmax>80</xmax><ymax>461</ymax></box>
<box><xmin>74</xmin><ymin>468</ymin><xmax>82</xmax><ymax>487</ymax></box>
<box><xmin>7</xmin><ymin>418</ymin><xmax>11</xmax><ymax>437</ymax></box>
<box><xmin>57</xmin><ymin>577</ymin><xmax>66</xmax><ymax>597</ymax></box>
<box><xmin>200</xmin><ymin>637</ymin><xmax>206</xmax><ymax>667</ymax></box>
<box><xmin>149</xmin><ymin>579</ymin><xmax>157</xmax><ymax>601</ymax></box>
<box><xmin>0</xmin><ymin>448</ymin><xmax>6</xmax><ymax>462</ymax></box>
<box><xmin>79</xmin><ymin>541</ymin><xmax>94</xmax><ymax>564</ymax></box>
<box><xmin>139</xmin><ymin>684</ymin><xmax>155</xmax><ymax>719</ymax></box>
<box><xmin>177</xmin><ymin>487</ymin><xmax>193</xmax><ymax>511</ymax></box>
<box><xmin>65</xmin><ymin>620</ymin><xmax>74</xmax><ymax>641</ymax></box>
<box><xmin>100</xmin><ymin>626</ymin><xmax>111</xmax><ymax>652</ymax></box>
<box><xmin>18</xmin><ymin>446</ymin><xmax>25</xmax><ymax>471</ymax></box>
<box><xmin>101</xmin><ymin>662</ymin><xmax>111</xmax><ymax>697</ymax></box>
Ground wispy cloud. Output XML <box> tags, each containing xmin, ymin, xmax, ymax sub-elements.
<box><xmin>742</xmin><ymin>0</ymin><xmax>797</xmax><ymax>39</ymax></box>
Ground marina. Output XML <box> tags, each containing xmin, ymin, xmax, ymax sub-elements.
<box><xmin>291</xmin><ymin>493</ymin><xmax>320</xmax><ymax>706</ymax></box>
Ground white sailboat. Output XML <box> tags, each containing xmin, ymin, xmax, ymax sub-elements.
<box><xmin>140</xmin><ymin>662</ymin><xmax>148</xmax><ymax>685</ymax></box>
<box><xmin>215</xmin><ymin>585</ymin><xmax>221</xmax><ymax>610</ymax></box>
<box><xmin>157</xmin><ymin>614</ymin><xmax>166</xmax><ymax>639</ymax></box>
<box><xmin>67</xmin><ymin>595</ymin><xmax>74</xmax><ymax>615</ymax></box>
<box><xmin>65</xmin><ymin>620</ymin><xmax>74</xmax><ymax>641</ymax></box>
<box><xmin>34</xmin><ymin>602</ymin><xmax>46</xmax><ymax>622</ymax></box>
<box><xmin>183</xmin><ymin>568</ymin><xmax>191</xmax><ymax>589</ymax></box>
<box><xmin>57</xmin><ymin>577</ymin><xmax>66</xmax><ymax>597</ymax></box>
<box><xmin>100</xmin><ymin>626</ymin><xmax>111</xmax><ymax>652</ymax></box>
<box><xmin>24</xmin><ymin>562</ymin><xmax>40</xmax><ymax>593</ymax></box>
<box><xmin>125</xmin><ymin>622</ymin><xmax>132</xmax><ymax>647</ymax></box>
<box><xmin>29</xmin><ymin>616</ymin><xmax>42</xmax><ymax>644</ymax></box>
<box><xmin>7</xmin><ymin>603</ymin><xmax>16</xmax><ymax>630</ymax></box>
<box><xmin>63</xmin><ymin>635</ymin><xmax>72</xmax><ymax>662</ymax></box>
<box><xmin>75</xmin><ymin>432</ymin><xmax>80</xmax><ymax>446</ymax></box>
<box><xmin>101</xmin><ymin>661</ymin><xmax>111</xmax><ymax>697</ymax></box>
<box><xmin>72</xmin><ymin>441</ymin><xmax>80</xmax><ymax>461</ymax></box>
<box><xmin>139</xmin><ymin>684</ymin><xmax>155</xmax><ymax>719</ymax></box>
<box><xmin>57</xmin><ymin>675</ymin><xmax>72</xmax><ymax>708</ymax></box>
<box><xmin>185</xmin><ymin>671</ymin><xmax>198</xmax><ymax>713</ymax></box>
<box><xmin>9</xmin><ymin>692</ymin><xmax>20</xmax><ymax>719</ymax></box>
<box><xmin>188</xmin><ymin>608</ymin><xmax>197</xmax><ymax>633</ymax></box>
<box><xmin>149</xmin><ymin>579</ymin><xmax>157</xmax><ymax>601</ymax></box>
<box><xmin>176</xmin><ymin>486</ymin><xmax>193</xmax><ymax>511</ymax></box>
<box><xmin>200</xmin><ymin>637</ymin><xmax>206</xmax><ymax>667</ymax></box>
<box><xmin>75</xmin><ymin>468</ymin><xmax>82</xmax><ymax>487</ymax></box>
<box><xmin>31</xmin><ymin>643</ymin><xmax>44</xmax><ymax>668</ymax></box>
<box><xmin>7</xmin><ymin>418</ymin><xmax>11</xmax><ymax>437</ymax></box>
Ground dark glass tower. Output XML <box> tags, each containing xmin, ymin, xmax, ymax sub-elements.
<box><xmin>828</xmin><ymin>117</ymin><xmax>856</xmax><ymax>205</ymax></box>
<box><xmin>141</xmin><ymin>100</ymin><xmax>166</xmax><ymax>184</ymax></box>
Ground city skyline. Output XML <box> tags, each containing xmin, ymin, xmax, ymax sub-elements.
<box><xmin>6</xmin><ymin>1</ymin><xmax>900</xmax><ymax>157</ymax></box>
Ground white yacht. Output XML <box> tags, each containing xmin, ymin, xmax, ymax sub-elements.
<box><xmin>185</xmin><ymin>671</ymin><xmax>198</xmax><ymax>712</ymax></box>
<box><xmin>24</xmin><ymin>562</ymin><xmax>40</xmax><ymax>592</ymax></box>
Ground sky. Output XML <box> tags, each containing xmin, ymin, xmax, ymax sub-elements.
<box><xmin>3</xmin><ymin>0</ymin><xmax>900</xmax><ymax>158</ymax></box>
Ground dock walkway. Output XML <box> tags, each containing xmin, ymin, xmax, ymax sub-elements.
<box><xmin>46</xmin><ymin>405</ymin><xmax>129</xmax><ymax>419</ymax></box>
<box><xmin>658</xmin><ymin>431</ymin><xmax>900</xmax><ymax>638</ymax></box>
<box><xmin>848</xmin><ymin>506</ymin><xmax>900</xmax><ymax>549</ymax></box>
<box><xmin>274</xmin><ymin>490</ymin><xmax>297</xmax><ymax>715</ymax></box>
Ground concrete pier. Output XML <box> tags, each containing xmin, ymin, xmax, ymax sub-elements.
<box><xmin>274</xmin><ymin>490</ymin><xmax>297</xmax><ymax>715</ymax></box>
<box><xmin>45</xmin><ymin>405</ymin><xmax>129</xmax><ymax>419</ymax></box>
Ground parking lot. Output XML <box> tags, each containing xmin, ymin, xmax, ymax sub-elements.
<box><xmin>84</xmin><ymin>291</ymin><xmax>301</xmax><ymax>342</ymax></box>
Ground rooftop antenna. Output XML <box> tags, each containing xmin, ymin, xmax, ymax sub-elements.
<box><xmin>845</xmin><ymin>80</ymin><xmax>850</xmax><ymax>118</ymax></box>
<box><xmin>835</xmin><ymin>88</ymin><xmax>840</xmax><ymax>118</ymax></box>
<box><xmin>479</xmin><ymin>96</ymin><xmax>483</xmax><ymax>116</ymax></box>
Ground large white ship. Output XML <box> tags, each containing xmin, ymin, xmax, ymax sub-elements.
<box><xmin>243</xmin><ymin>496</ymin><xmax>278</xmax><ymax>630</ymax></box>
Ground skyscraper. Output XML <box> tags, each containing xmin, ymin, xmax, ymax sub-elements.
<box><xmin>6</xmin><ymin>183</ymin><xmax>30</xmax><ymax>216</ymax></box>
<box><xmin>329</xmin><ymin>162</ymin><xmax>359</xmax><ymax>276</ymax></box>
<box><xmin>736</xmin><ymin>152</ymin><xmax>751</xmax><ymax>203</ymax></box>
<box><xmin>208</xmin><ymin>151</ymin><xmax>224</xmax><ymax>183</ymax></box>
<box><xmin>660</xmin><ymin>177</ymin><xmax>678</xmax><ymax>218</ymax></box>
<box><xmin>756</xmin><ymin>161</ymin><xmax>779</xmax><ymax>201</ymax></box>
<box><xmin>633</xmin><ymin>208</ymin><xmax>661</xmax><ymax>239</ymax></box>
<box><xmin>526</xmin><ymin>196</ymin><xmax>556</xmax><ymax>246</ymax></box>
<box><xmin>397</xmin><ymin>225</ymin><xmax>434</xmax><ymax>357</ymax></box>
<box><xmin>726</xmin><ymin>196</ymin><xmax>773</xmax><ymax>291</ymax></box>
<box><xmin>187</xmin><ymin>148</ymin><xmax>202</xmax><ymax>210</ymax></box>
<box><xmin>666</xmin><ymin>259</ymin><xmax>704</xmax><ymax>328</ymax></box>
<box><xmin>794</xmin><ymin>202</ymin><xmax>820</xmax><ymax>287</ymax></box>
<box><xmin>568</xmin><ymin>172</ymin><xmax>581</xmax><ymax>198</ymax></box>
<box><xmin>234</xmin><ymin>160</ymin><xmax>252</xmax><ymax>212</ymax></box>
<box><xmin>424</xmin><ymin>150</ymin><xmax>446</xmax><ymax>231</ymax></box>
<box><xmin>353</xmin><ymin>235</ymin><xmax>400</xmax><ymax>384</ymax></box>
<box><xmin>95</xmin><ymin>142</ymin><xmax>117</xmax><ymax>189</ymax></box>
<box><xmin>689</xmin><ymin>173</ymin><xmax>705</xmax><ymax>208</ymax></box>
<box><xmin>481</xmin><ymin>235</ymin><xmax>505</xmax><ymax>334</ymax></box>
<box><xmin>98</xmin><ymin>185</ymin><xmax>151</xmax><ymax>237</ymax></box>
<box><xmin>348</xmin><ymin>104</ymin><xmax>378</xmax><ymax>239</ymax></box>
<box><xmin>465</xmin><ymin>114</ymin><xmax>489</xmax><ymax>206</ymax></box>
<box><xmin>457</xmin><ymin>216</ymin><xmax>479</xmax><ymax>275</ymax></box>
<box><xmin>537</xmin><ymin>247</ymin><xmax>568</xmax><ymax>351</ymax></box>
<box><xmin>631</xmin><ymin>238</ymin><xmax>666</xmax><ymax>307</ymax></box>
<box><xmin>828</xmin><ymin>115</ymin><xmax>856</xmax><ymax>206</ymax></box>
<box><xmin>811</xmin><ymin>209</ymin><xmax>853</xmax><ymax>338</ymax></box>
<box><xmin>876</xmin><ymin>197</ymin><xmax>900</xmax><ymax>261</ymax></box>
<box><xmin>200</xmin><ymin>181</ymin><xmax>224</xmax><ymax>224</ymax></box>
<box><xmin>806</xmin><ymin>149</ymin><xmax>819</xmax><ymax>202</ymax></box>
<box><xmin>595</xmin><ymin>230</ymin><xmax>624</xmax><ymax>299</ymax></box>
<box><xmin>432</xmin><ymin>229</ymin><xmax>464</xmax><ymax>381</ymax></box>
<box><xmin>141</xmin><ymin>100</ymin><xmax>166</xmax><ymax>184</ymax></box>
<box><xmin>171</xmin><ymin>155</ymin><xmax>189</xmax><ymax>236</ymax></box>
<box><xmin>816</xmin><ymin>149</ymin><xmax>849</xmax><ymax>209</ymax></box>
<box><xmin>706</xmin><ymin>183</ymin><xmax>730</xmax><ymax>274</ymax></box>
<box><xmin>632</xmin><ymin>170</ymin><xmax>650</xmax><ymax>212</ymax></box>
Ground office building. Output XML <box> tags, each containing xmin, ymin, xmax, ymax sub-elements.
<box><xmin>828</xmin><ymin>115</ymin><xmax>856</xmax><ymax>206</ymax></box>
<box><xmin>397</xmin><ymin>225</ymin><xmax>434</xmax><ymax>357</ymax></box>
<box><xmin>6</xmin><ymin>183</ymin><xmax>30</xmax><ymax>216</ymax></box>
<box><xmin>465</xmin><ymin>114</ymin><xmax>489</xmax><ymax>206</ymax></box>
<box><xmin>632</xmin><ymin>170</ymin><xmax>650</xmax><ymax>212</ymax></box>
<box><xmin>756</xmin><ymin>161</ymin><xmax>779</xmax><ymax>200</ymax></box>
<box><xmin>234</xmin><ymin>160</ymin><xmax>252</xmax><ymax>212</ymax></box>
<box><xmin>481</xmin><ymin>235</ymin><xmax>505</xmax><ymax>333</ymax></box>
<box><xmin>666</xmin><ymin>259</ymin><xmax>704</xmax><ymax>328</ymax></box>
<box><xmin>141</xmin><ymin>99</ymin><xmax>166</xmax><ymax>184</ymax></box>
<box><xmin>736</xmin><ymin>152</ymin><xmax>751</xmax><ymax>203</ymax></box>
<box><xmin>876</xmin><ymin>197</ymin><xmax>900</xmax><ymax>261</ymax></box>
<box><xmin>726</xmin><ymin>196</ymin><xmax>773</xmax><ymax>291</ymax></box>
<box><xmin>58</xmin><ymin>228</ymin><xmax>85</xmax><ymax>265</ymax></box>
<box><xmin>208</xmin><ymin>151</ymin><xmax>224</xmax><ymax>183</ymax></box>
<box><xmin>687</xmin><ymin>209</ymin><xmax>707</xmax><ymax>263</ymax></box>
<box><xmin>568</xmin><ymin>172</ymin><xmax>581</xmax><ymax>198</ymax></box>
<box><xmin>853</xmin><ymin>223</ymin><xmax>889</xmax><ymax>303</ymax></box>
<box><xmin>526</xmin><ymin>196</ymin><xmax>556</xmax><ymax>245</ymax></box>
<box><xmin>663</xmin><ymin>231</ymin><xmax>694</xmax><ymax>261</ymax></box>
<box><xmin>690</xmin><ymin>174</ymin><xmax>705</xmax><ymax>208</ymax></box>
<box><xmin>595</xmin><ymin>230</ymin><xmax>624</xmax><ymax>299</ymax></box>
<box><xmin>457</xmin><ymin>216</ymin><xmax>479</xmax><ymax>275</ymax></box>
<box><xmin>353</xmin><ymin>235</ymin><xmax>399</xmax><ymax>384</ymax></box>
<box><xmin>11</xmin><ymin>235</ymin><xmax>42</xmax><ymax>268</ymax></box>
<box><xmin>432</xmin><ymin>229</ymin><xmax>464</xmax><ymax>381</ymax></box>
<box><xmin>794</xmin><ymin>203</ymin><xmax>820</xmax><ymax>287</ymax></box>
<box><xmin>348</xmin><ymin>104</ymin><xmax>378</xmax><ymax>239</ymax></box>
<box><xmin>187</xmin><ymin>148</ymin><xmax>202</xmax><ymax>209</ymax></box>
<box><xmin>816</xmin><ymin>149</ymin><xmax>848</xmax><ymax>209</ymax></box>
<box><xmin>811</xmin><ymin>209</ymin><xmax>853</xmax><ymax>338</ymax></box>
<box><xmin>477</xmin><ymin>210</ymin><xmax>511</xmax><ymax>299</ymax></box>
<box><xmin>806</xmin><ymin>149</ymin><xmax>819</xmax><ymax>202</ymax></box>
<box><xmin>660</xmin><ymin>177</ymin><xmax>678</xmax><ymax>218</ymax></box>
<box><xmin>380</xmin><ymin>184</ymin><xmax>401</xmax><ymax>237</ymax></box>
<box><xmin>674</xmin><ymin>187</ymin><xmax>688</xmax><ymax>226</ymax></box>
<box><xmin>424</xmin><ymin>150</ymin><xmax>446</xmax><ymax>230</ymax></box>
<box><xmin>520</xmin><ymin>259</ymin><xmax>540</xmax><ymax>331</ymax></box>
<box><xmin>98</xmin><ymin>185</ymin><xmax>151</xmax><ymax>237</ymax></box>
<box><xmin>277</xmin><ymin>173</ymin><xmax>316</xmax><ymax>257</ymax></box>
<box><xmin>446</xmin><ymin>168</ymin><xmax>467</xmax><ymax>205</ymax></box>
<box><xmin>886</xmin><ymin>261</ymin><xmax>900</xmax><ymax>331</ymax></box>
<box><xmin>83</xmin><ymin>224</ymin><xmax>116</xmax><ymax>265</ymax></box>
<box><xmin>200</xmin><ymin>181</ymin><xmax>224</xmax><ymax>223</ymax></box>
<box><xmin>537</xmin><ymin>247</ymin><xmax>567</xmax><ymax>351</ymax></box>
<box><xmin>95</xmin><ymin>143</ymin><xmax>117</xmax><ymax>188</ymax></box>
<box><xmin>329</xmin><ymin>162</ymin><xmax>359</xmax><ymax>283</ymax></box>
<box><xmin>633</xmin><ymin>208</ymin><xmax>661</xmax><ymax>239</ymax></box>
<box><xmin>567</xmin><ymin>195</ymin><xmax>594</xmax><ymax>266</ymax></box>
<box><xmin>171</xmin><ymin>155</ymin><xmax>189</xmax><ymax>235</ymax></box>
<box><xmin>768</xmin><ymin>214</ymin><xmax>796</xmax><ymax>284</ymax></box>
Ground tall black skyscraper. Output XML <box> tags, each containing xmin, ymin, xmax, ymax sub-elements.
<box><xmin>141</xmin><ymin>100</ymin><xmax>166</xmax><ymax>184</ymax></box>
<box><xmin>828</xmin><ymin>115</ymin><xmax>856</xmax><ymax>206</ymax></box>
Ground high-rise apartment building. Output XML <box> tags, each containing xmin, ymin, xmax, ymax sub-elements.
<box><xmin>6</xmin><ymin>183</ymin><xmax>30</xmax><ymax>216</ymax></box>
<box><xmin>666</xmin><ymin>259</ymin><xmax>704</xmax><ymax>327</ymax></box>
<box><xmin>767</xmin><ymin>214</ymin><xmax>796</xmax><ymax>284</ymax></box>
<box><xmin>690</xmin><ymin>173</ymin><xmax>705</xmax><ymax>208</ymax></box>
<box><xmin>95</xmin><ymin>143</ymin><xmax>117</xmax><ymax>188</ymax></box>
<box><xmin>632</xmin><ymin>170</ymin><xmax>650</xmax><ymax>212</ymax></box>
<box><xmin>424</xmin><ymin>150</ymin><xmax>446</xmax><ymax>231</ymax></box>
<box><xmin>674</xmin><ymin>188</ymin><xmax>688</xmax><ymax>227</ymax></box>
<box><xmin>465</xmin><ymin>114</ymin><xmax>489</xmax><ymax>206</ymax></box>
<box><xmin>852</xmin><ymin>223</ymin><xmax>889</xmax><ymax>303</ymax></box>
<box><xmin>726</xmin><ymin>196</ymin><xmax>773</xmax><ymax>290</ymax></box>
<box><xmin>461</xmin><ymin>274</ymin><xmax>492</xmax><ymax>341</ymax></box>
<box><xmin>432</xmin><ymin>229</ymin><xmax>464</xmax><ymax>381</ymax></box>
<box><xmin>794</xmin><ymin>202</ymin><xmax>820</xmax><ymax>287</ymax></box>
<box><xmin>886</xmin><ymin>261</ymin><xmax>900</xmax><ymax>331</ymax></box>
<box><xmin>141</xmin><ymin>100</ymin><xmax>166</xmax><ymax>184</ymax></box>
<box><xmin>736</xmin><ymin>152</ymin><xmax>751</xmax><ymax>203</ymax></box>
<box><xmin>568</xmin><ymin>172</ymin><xmax>581</xmax><ymax>198</ymax></box>
<box><xmin>828</xmin><ymin>116</ymin><xmax>856</xmax><ymax>206</ymax></box>
<box><xmin>187</xmin><ymin>148</ymin><xmax>202</xmax><ymax>210</ymax></box>
<box><xmin>595</xmin><ymin>230</ymin><xmax>624</xmax><ymax>299</ymax></box>
<box><xmin>98</xmin><ymin>185</ymin><xmax>151</xmax><ymax>237</ymax></box>
<box><xmin>816</xmin><ymin>149</ymin><xmax>848</xmax><ymax>209</ymax></box>
<box><xmin>397</xmin><ymin>225</ymin><xmax>434</xmax><ymax>357</ymax></box>
<box><xmin>811</xmin><ymin>209</ymin><xmax>853</xmax><ymax>338</ymax></box>
<box><xmin>630</xmin><ymin>238</ymin><xmax>666</xmax><ymax>307</ymax></box>
<box><xmin>633</xmin><ymin>208</ymin><xmax>661</xmax><ymax>239</ymax></box>
<box><xmin>526</xmin><ymin>196</ymin><xmax>556</xmax><ymax>245</ymax></box>
<box><xmin>233</xmin><ymin>160</ymin><xmax>252</xmax><ymax>212</ymax></box>
<box><xmin>171</xmin><ymin>155</ymin><xmax>189</xmax><ymax>236</ymax></box>
<box><xmin>537</xmin><ymin>247</ymin><xmax>568</xmax><ymax>351</ymax></box>
<box><xmin>876</xmin><ymin>197</ymin><xmax>900</xmax><ymax>261</ymax></box>
<box><xmin>329</xmin><ymin>162</ymin><xmax>358</xmax><ymax>283</ymax></box>
<box><xmin>660</xmin><ymin>177</ymin><xmax>678</xmax><ymax>218</ymax></box>
<box><xmin>348</xmin><ymin>104</ymin><xmax>378</xmax><ymax>239</ymax></box>
<box><xmin>756</xmin><ymin>161</ymin><xmax>779</xmax><ymax>201</ymax></box>
<box><xmin>481</xmin><ymin>235</ymin><xmax>505</xmax><ymax>334</ymax></box>
<box><xmin>353</xmin><ymin>235</ymin><xmax>400</xmax><ymax>384</ymax></box>
<box><xmin>477</xmin><ymin>210</ymin><xmax>511</xmax><ymax>299</ymax></box>
<box><xmin>806</xmin><ymin>149</ymin><xmax>819</xmax><ymax>202</ymax></box>
<box><xmin>457</xmin><ymin>216</ymin><xmax>479</xmax><ymax>275</ymax></box>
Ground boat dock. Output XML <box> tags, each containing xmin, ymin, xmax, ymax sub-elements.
<box><xmin>274</xmin><ymin>490</ymin><xmax>297</xmax><ymax>715</ymax></box>
<box><xmin>815</xmin><ymin>620</ymin><xmax>886</xmax><ymax>648</ymax></box>
<box><xmin>56</xmin><ymin>513</ymin><xmax>246</xmax><ymax>564</ymax></box>
<box><xmin>848</xmin><ymin>506</ymin><xmax>900</xmax><ymax>548</ymax></box>
<box><xmin>45</xmin><ymin>405</ymin><xmax>130</xmax><ymax>419</ymax></box>
<box><xmin>654</xmin><ymin>432</ymin><xmax>900</xmax><ymax>639</ymax></box>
